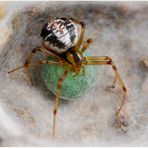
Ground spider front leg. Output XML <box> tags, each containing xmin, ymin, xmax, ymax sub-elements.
<box><xmin>53</xmin><ymin>66</ymin><xmax>71</xmax><ymax>136</ymax></box>
<box><xmin>70</xmin><ymin>18</ymin><xmax>86</xmax><ymax>51</ymax></box>
<box><xmin>8</xmin><ymin>60</ymin><xmax>63</xmax><ymax>74</ymax></box>
<box><xmin>23</xmin><ymin>47</ymin><xmax>43</xmax><ymax>85</ymax></box>
<box><xmin>83</xmin><ymin>56</ymin><xmax>127</xmax><ymax>118</ymax></box>
<box><xmin>8</xmin><ymin>47</ymin><xmax>61</xmax><ymax>85</ymax></box>
<box><xmin>81</xmin><ymin>38</ymin><xmax>93</xmax><ymax>54</ymax></box>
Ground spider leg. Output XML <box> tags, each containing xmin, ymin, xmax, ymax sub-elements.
<box><xmin>25</xmin><ymin>47</ymin><xmax>63</xmax><ymax>85</ymax></box>
<box><xmin>24</xmin><ymin>47</ymin><xmax>61</xmax><ymax>65</ymax></box>
<box><xmin>8</xmin><ymin>59</ymin><xmax>66</xmax><ymax>86</ymax></box>
<box><xmin>81</xmin><ymin>38</ymin><xmax>93</xmax><ymax>54</ymax></box>
<box><xmin>8</xmin><ymin>47</ymin><xmax>62</xmax><ymax>85</ymax></box>
<box><xmin>70</xmin><ymin>18</ymin><xmax>86</xmax><ymax>51</ymax></box>
<box><xmin>83</xmin><ymin>56</ymin><xmax>127</xmax><ymax>117</ymax></box>
<box><xmin>84</xmin><ymin>56</ymin><xmax>119</xmax><ymax>87</ymax></box>
<box><xmin>8</xmin><ymin>60</ymin><xmax>65</xmax><ymax>74</ymax></box>
<box><xmin>53</xmin><ymin>66</ymin><xmax>71</xmax><ymax>137</ymax></box>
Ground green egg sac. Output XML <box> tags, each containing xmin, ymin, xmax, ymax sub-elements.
<box><xmin>41</xmin><ymin>56</ymin><xmax>97</xmax><ymax>100</ymax></box>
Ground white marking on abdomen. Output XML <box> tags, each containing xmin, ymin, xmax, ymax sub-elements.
<box><xmin>53</xmin><ymin>26</ymin><xmax>72</xmax><ymax>48</ymax></box>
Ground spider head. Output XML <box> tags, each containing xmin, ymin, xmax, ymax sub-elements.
<box><xmin>66</xmin><ymin>50</ymin><xmax>83</xmax><ymax>66</ymax></box>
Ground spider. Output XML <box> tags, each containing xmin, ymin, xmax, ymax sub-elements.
<box><xmin>8</xmin><ymin>17</ymin><xmax>127</xmax><ymax>136</ymax></box>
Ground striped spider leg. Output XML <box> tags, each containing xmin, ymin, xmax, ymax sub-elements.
<box><xmin>82</xmin><ymin>56</ymin><xmax>127</xmax><ymax>128</ymax></box>
<box><xmin>8</xmin><ymin>47</ymin><xmax>63</xmax><ymax>84</ymax></box>
<box><xmin>8</xmin><ymin>46</ymin><xmax>72</xmax><ymax>137</ymax></box>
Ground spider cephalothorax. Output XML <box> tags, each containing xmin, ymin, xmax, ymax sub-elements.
<box><xmin>8</xmin><ymin>17</ymin><xmax>127</xmax><ymax>136</ymax></box>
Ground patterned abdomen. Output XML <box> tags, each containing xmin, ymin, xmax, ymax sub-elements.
<box><xmin>40</xmin><ymin>17</ymin><xmax>79</xmax><ymax>54</ymax></box>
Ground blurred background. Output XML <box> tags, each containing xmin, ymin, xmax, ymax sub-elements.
<box><xmin>0</xmin><ymin>1</ymin><xmax>148</xmax><ymax>146</ymax></box>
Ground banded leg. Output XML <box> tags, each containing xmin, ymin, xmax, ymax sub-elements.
<box><xmin>83</xmin><ymin>56</ymin><xmax>127</xmax><ymax>117</ymax></box>
<box><xmin>53</xmin><ymin>67</ymin><xmax>71</xmax><ymax>136</ymax></box>
<box><xmin>70</xmin><ymin>18</ymin><xmax>86</xmax><ymax>51</ymax></box>
<box><xmin>84</xmin><ymin>56</ymin><xmax>118</xmax><ymax>87</ymax></box>
<box><xmin>8</xmin><ymin>47</ymin><xmax>62</xmax><ymax>84</ymax></box>
<box><xmin>17</xmin><ymin>47</ymin><xmax>44</xmax><ymax>85</ymax></box>
<box><xmin>24</xmin><ymin>47</ymin><xmax>61</xmax><ymax>65</ymax></box>
<box><xmin>26</xmin><ymin>47</ymin><xmax>63</xmax><ymax>84</ymax></box>
<box><xmin>8</xmin><ymin>60</ymin><xmax>64</xmax><ymax>74</ymax></box>
<box><xmin>81</xmin><ymin>38</ymin><xmax>93</xmax><ymax>54</ymax></box>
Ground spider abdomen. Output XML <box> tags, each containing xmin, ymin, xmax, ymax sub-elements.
<box><xmin>40</xmin><ymin>17</ymin><xmax>79</xmax><ymax>54</ymax></box>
